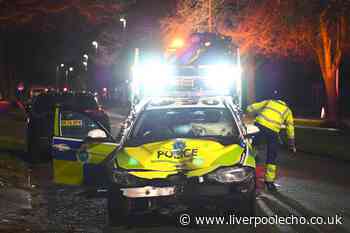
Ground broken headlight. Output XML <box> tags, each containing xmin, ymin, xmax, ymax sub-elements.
<box><xmin>112</xmin><ymin>169</ymin><xmax>141</xmax><ymax>186</ymax></box>
<box><xmin>207</xmin><ymin>166</ymin><xmax>254</xmax><ymax>183</ymax></box>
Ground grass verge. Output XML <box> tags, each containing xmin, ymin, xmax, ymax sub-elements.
<box><xmin>284</xmin><ymin>118</ymin><xmax>350</xmax><ymax>161</ymax></box>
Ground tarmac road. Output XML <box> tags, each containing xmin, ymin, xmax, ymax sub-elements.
<box><xmin>103</xmin><ymin>149</ymin><xmax>350</xmax><ymax>233</ymax></box>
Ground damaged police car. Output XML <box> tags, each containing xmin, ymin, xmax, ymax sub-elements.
<box><xmin>50</xmin><ymin>96</ymin><xmax>258</xmax><ymax>226</ymax></box>
<box><xmin>108</xmin><ymin>96</ymin><xmax>257</xmax><ymax>225</ymax></box>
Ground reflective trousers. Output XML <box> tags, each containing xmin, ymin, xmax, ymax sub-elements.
<box><xmin>255</xmin><ymin>123</ymin><xmax>279</xmax><ymax>182</ymax></box>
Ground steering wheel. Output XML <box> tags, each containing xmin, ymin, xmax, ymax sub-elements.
<box><xmin>191</xmin><ymin>125</ymin><xmax>207</xmax><ymax>136</ymax></box>
<box><xmin>142</xmin><ymin>125</ymin><xmax>174</xmax><ymax>138</ymax></box>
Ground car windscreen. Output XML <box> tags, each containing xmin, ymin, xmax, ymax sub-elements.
<box><xmin>128</xmin><ymin>108</ymin><xmax>240</xmax><ymax>146</ymax></box>
<box><xmin>33</xmin><ymin>95</ymin><xmax>98</xmax><ymax>114</ymax></box>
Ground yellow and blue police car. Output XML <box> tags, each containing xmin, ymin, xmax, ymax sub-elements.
<box><xmin>50</xmin><ymin>96</ymin><xmax>258</xmax><ymax>226</ymax></box>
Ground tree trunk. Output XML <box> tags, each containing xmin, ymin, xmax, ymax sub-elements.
<box><xmin>323</xmin><ymin>73</ymin><xmax>338</xmax><ymax>123</ymax></box>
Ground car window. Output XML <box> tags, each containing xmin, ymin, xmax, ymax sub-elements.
<box><xmin>130</xmin><ymin>108</ymin><xmax>240</xmax><ymax>145</ymax></box>
<box><xmin>32</xmin><ymin>95</ymin><xmax>54</xmax><ymax>114</ymax></box>
<box><xmin>69</xmin><ymin>96</ymin><xmax>99</xmax><ymax>110</ymax></box>
<box><xmin>61</xmin><ymin>111</ymin><xmax>102</xmax><ymax>139</ymax></box>
<box><xmin>33</xmin><ymin>95</ymin><xmax>98</xmax><ymax>114</ymax></box>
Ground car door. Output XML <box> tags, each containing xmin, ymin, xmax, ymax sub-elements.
<box><xmin>51</xmin><ymin>107</ymin><xmax>119</xmax><ymax>186</ymax></box>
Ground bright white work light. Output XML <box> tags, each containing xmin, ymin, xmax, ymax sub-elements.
<box><xmin>131</xmin><ymin>60</ymin><xmax>175</xmax><ymax>96</ymax></box>
<box><xmin>201</xmin><ymin>64</ymin><xmax>242</xmax><ymax>91</ymax></box>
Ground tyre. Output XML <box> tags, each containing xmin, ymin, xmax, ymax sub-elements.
<box><xmin>107</xmin><ymin>186</ymin><xmax>132</xmax><ymax>226</ymax></box>
<box><xmin>239</xmin><ymin>178</ymin><xmax>257</xmax><ymax>217</ymax></box>
<box><xmin>225</xmin><ymin>177</ymin><xmax>256</xmax><ymax>217</ymax></box>
<box><xmin>241</xmin><ymin>188</ymin><xmax>257</xmax><ymax>216</ymax></box>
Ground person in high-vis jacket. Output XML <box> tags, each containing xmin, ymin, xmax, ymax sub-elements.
<box><xmin>247</xmin><ymin>95</ymin><xmax>296</xmax><ymax>191</ymax></box>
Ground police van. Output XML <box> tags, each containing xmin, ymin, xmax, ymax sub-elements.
<box><xmin>50</xmin><ymin>95</ymin><xmax>259</xmax><ymax>226</ymax></box>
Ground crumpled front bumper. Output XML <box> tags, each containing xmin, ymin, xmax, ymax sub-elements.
<box><xmin>118</xmin><ymin>174</ymin><xmax>255</xmax><ymax>200</ymax></box>
<box><xmin>120</xmin><ymin>186</ymin><xmax>176</xmax><ymax>198</ymax></box>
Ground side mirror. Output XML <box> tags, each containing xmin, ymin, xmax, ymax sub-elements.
<box><xmin>85</xmin><ymin>129</ymin><xmax>108</xmax><ymax>143</ymax></box>
<box><xmin>245</xmin><ymin>124</ymin><xmax>260</xmax><ymax>138</ymax></box>
<box><xmin>87</xmin><ymin>129</ymin><xmax>107</xmax><ymax>139</ymax></box>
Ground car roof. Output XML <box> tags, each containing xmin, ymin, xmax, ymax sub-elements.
<box><xmin>31</xmin><ymin>92</ymin><xmax>99</xmax><ymax>112</ymax></box>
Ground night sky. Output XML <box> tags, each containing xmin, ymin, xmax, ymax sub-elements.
<box><xmin>0</xmin><ymin>0</ymin><xmax>173</xmax><ymax>85</ymax></box>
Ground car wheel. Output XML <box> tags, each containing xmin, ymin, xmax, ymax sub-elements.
<box><xmin>225</xmin><ymin>178</ymin><xmax>256</xmax><ymax>217</ymax></box>
<box><xmin>242</xmin><ymin>188</ymin><xmax>257</xmax><ymax>216</ymax></box>
<box><xmin>107</xmin><ymin>186</ymin><xmax>133</xmax><ymax>226</ymax></box>
<box><xmin>239</xmin><ymin>178</ymin><xmax>257</xmax><ymax>217</ymax></box>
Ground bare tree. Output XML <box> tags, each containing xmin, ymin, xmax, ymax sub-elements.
<box><xmin>223</xmin><ymin>0</ymin><xmax>349</xmax><ymax>121</ymax></box>
<box><xmin>305</xmin><ymin>2</ymin><xmax>348</xmax><ymax>122</ymax></box>
<box><xmin>0</xmin><ymin>0</ymin><xmax>128</xmax><ymax>28</ymax></box>
<box><xmin>161</xmin><ymin>0</ymin><xmax>229</xmax><ymax>44</ymax></box>
<box><xmin>161</xmin><ymin>0</ymin><xmax>350</xmax><ymax>121</ymax></box>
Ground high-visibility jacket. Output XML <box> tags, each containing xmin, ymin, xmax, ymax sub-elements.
<box><xmin>247</xmin><ymin>100</ymin><xmax>295</xmax><ymax>139</ymax></box>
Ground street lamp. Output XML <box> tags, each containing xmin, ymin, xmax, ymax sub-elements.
<box><xmin>65</xmin><ymin>67</ymin><xmax>74</xmax><ymax>88</ymax></box>
<box><xmin>82</xmin><ymin>61</ymin><xmax>88</xmax><ymax>71</ymax></box>
<box><xmin>56</xmin><ymin>63</ymin><xmax>65</xmax><ymax>90</ymax></box>
<box><xmin>82</xmin><ymin>54</ymin><xmax>89</xmax><ymax>71</ymax></box>
<box><xmin>120</xmin><ymin>17</ymin><xmax>127</xmax><ymax>30</ymax></box>
<box><xmin>92</xmin><ymin>41</ymin><xmax>98</xmax><ymax>53</ymax></box>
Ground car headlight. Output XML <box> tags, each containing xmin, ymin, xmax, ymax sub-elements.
<box><xmin>112</xmin><ymin>169</ymin><xmax>141</xmax><ymax>186</ymax></box>
<box><xmin>207</xmin><ymin>166</ymin><xmax>254</xmax><ymax>183</ymax></box>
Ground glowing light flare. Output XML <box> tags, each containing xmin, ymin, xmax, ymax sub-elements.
<box><xmin>131</xmin><ymin>62</ymin><xmax>175</xmax><ymax>96</ymax></box>
<box><xmin>170</xmin><ymin>38</ymin><xmax>185</xmax><ymax>49</ymax></box>
<box><xmin>202</xmin><ymin>65</ymin><xmax>242</xmax><ymax>91</ymax></box>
